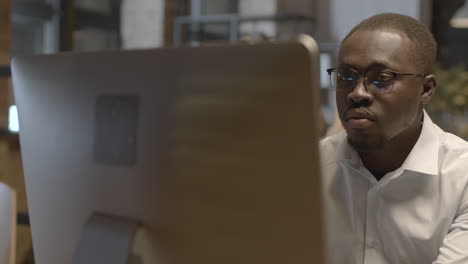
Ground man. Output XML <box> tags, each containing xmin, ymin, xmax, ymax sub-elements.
<box><xmin>321</xmin><ymin>13</ymin><xmax>468</xmax><ymax>263</ymax></box>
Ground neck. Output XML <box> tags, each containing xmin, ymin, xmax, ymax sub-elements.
<box><xmin>359</xmin><ymin>118</ymin><xmax>423</xmax><ymax>180</ymax></box>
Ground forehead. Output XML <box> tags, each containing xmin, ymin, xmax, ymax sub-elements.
<box><xmin>339</xmin><ymin>29</ymin><xmax>417</xmax><ymax>72</ymax></box>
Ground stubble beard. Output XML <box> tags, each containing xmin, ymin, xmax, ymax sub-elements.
<box><xmin>346</xmin><ymin>133</ymin><xmax>387</xmax><ymax>153</ymax></box>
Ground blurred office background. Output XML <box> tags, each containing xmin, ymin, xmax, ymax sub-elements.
<box><xmin>1</xmin><ymin>0</ymin><xmax>468</xmax><ymax>262</ymax></box>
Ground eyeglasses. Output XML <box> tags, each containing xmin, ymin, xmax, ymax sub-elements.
<box><xmin>326</xmin><ymin>67</ymin><xmax>427</xmax><ymax>94</ymax></box>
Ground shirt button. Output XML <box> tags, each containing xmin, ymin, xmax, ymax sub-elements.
<box><xmin>367</xmin><ymin>240</ymin><xmax>379</xmax><ymax>249</ymax></box>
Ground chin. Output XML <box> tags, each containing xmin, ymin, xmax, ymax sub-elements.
<box><xmin>347</xmin><ymin>135</ymin><xmax>385</xmax><ymax>152</ymax></box>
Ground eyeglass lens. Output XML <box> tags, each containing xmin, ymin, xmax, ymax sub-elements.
<box><xmin>330</xmin><ymin>68</ymin><xmax>394</xmax><ymax>93</ymax></box>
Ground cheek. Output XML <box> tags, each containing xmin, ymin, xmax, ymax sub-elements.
<box><xmin>394</xmin><ymin>82</ymin><xmax>422</xmax><ymax>114</ymax></box>
<box><xmin>335</xmin><ymin>92</ymin><xmax>349</xmax><ymax>120</ymax></box>
<box><xmin>381</xmin><ymin>84</ymin><xmax>421</xmax><ymax>133</ymax></box>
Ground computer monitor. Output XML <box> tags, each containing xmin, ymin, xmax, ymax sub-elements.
<box><xmin>0</xmin><ymin>183</ymin><xmax>15</xmax><ymax>264</ymax></box>
<box><xmin>12</xmin><ymin>35</ymin><xmax>325</xmax><ymax>264</ymax></box>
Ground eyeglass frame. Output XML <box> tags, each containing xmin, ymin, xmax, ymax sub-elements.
<box><xmin>326</xmin><ymin>67</ymin><xmax>427</xmax><ymax>94</ymax></box>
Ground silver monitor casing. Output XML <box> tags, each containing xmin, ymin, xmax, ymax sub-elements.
<box><xmin>12</xmin><ymin>36</ymin><xmax>325</xmax><ymax>264</ymax></box>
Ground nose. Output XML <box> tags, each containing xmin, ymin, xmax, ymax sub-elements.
<box><xmin>347</xmin><ymin>78</ymin><xmax>374</xmax><ymax>106</ymax></box>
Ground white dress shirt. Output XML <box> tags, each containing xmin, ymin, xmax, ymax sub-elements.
<box><xmin>320</xmin><ymin>111</ymin><xmax>468</xmax><ymax>264</ymax></box>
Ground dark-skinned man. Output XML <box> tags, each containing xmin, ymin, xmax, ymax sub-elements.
<box><xmin>321</xmin><ymin>13</ymin><xmax>468</xmax><ymax>264</ymax></box>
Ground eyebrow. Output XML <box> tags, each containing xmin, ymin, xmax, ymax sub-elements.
<box><xmin>338</xmin><ymin>62</ymin><xmax>396</xmax><ymax>71</ymax></box>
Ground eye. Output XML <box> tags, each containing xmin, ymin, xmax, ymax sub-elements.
<box><xmin>376</xmin><ymin>72</ymin><xmax>393</xmax><ymax>82</ymax></box>
<box><xmin>337</xmin><ymin>73</ymin><xmax>354</xmax><ymax>81</ymax></box>
<box><xmin>367</xmin><ymin>71</ymin><xmax>394</xmax><ymax>91</ymax></box>
<box><xmin>337</xmin><ymin>69</ymin><xmax>357</xmax><ymax>81</ymax></box>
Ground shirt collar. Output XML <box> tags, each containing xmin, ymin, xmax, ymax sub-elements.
<box><xmin>399</xmin><ymin>110</ymin><xmax>440</xmax><ymax>175</ymax></box>
<box><xmin>331</xmin><ymin>131</ymin><xmax>362</xmax><ymax>169</ymax></box>
<box><xmin>332</xmin><ymin>110</ymin><xmax>440</xmax><ymax>175</ymax></box>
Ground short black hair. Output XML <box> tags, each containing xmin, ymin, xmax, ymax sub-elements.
<box><xmin>343</xmin><ymin>13</ymin><xmax>437</xmax><ymax>74</ymax></box>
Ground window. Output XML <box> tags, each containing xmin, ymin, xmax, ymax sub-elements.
<box><xmin>8</xmin><ymin>105</ymin><xmax>19</xmax><ymax>133</ymax></box>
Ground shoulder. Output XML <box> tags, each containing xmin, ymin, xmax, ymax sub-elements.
<box><xmin>434</xmin><ymin>126</ymin><xmax>468</xmax><ymax>191</ymax></box>
<box><xmin>433</xmin><ymin>130</ymin><xmax>468</xmax><ymax>213</ymax></box>
<box><xmin>439</xmin><ymin>132</ymin><xmax>468</xmax><ymax>162</ymax></box>
<box><xmin>320</xmin><ymin>131</ymin><xmax>345</xmax><ymax>150</ymax></box>
<box><xmin>423</xmin><ymin>113</ymin><xmax>468</xmax><ymax>162</ymax></box>
<box><xmin>319</xmin><ymin>131</ymin><xmax>347</xmax><ymax>163</ymax></box>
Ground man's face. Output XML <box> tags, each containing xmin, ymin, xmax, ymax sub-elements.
<box><xmin>337</xmin><ymin>29</ymin><xmax>426</xmax><ymax>152</ymax></box>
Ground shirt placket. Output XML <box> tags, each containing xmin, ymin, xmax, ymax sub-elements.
<box><xmin>360</xmin><ymin>167</ymin><xmax>387</xmax><ymax>264</ymax></box>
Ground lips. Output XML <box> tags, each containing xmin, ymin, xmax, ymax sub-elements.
<box><xmin>344</xmin><ymin>109</ymin><xmax>376</xmax><ymax>129</ymax></box>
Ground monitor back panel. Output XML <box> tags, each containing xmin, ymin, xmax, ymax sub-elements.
<box><xmin>12</xmin><ymin>41</ymin><xmax>324</xmax><ymax>264</ymax></box>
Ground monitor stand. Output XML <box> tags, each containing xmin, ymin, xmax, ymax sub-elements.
<box><xmin>72</xmin><ymin>213</ymin><xmax>159</xmax><ymax>264</ymax></box>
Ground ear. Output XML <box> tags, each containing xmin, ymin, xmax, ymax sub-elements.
<box><xmin>421</xmin><ymin>74</ymin><xmax>437</xmax><ymax>105</ymax></box>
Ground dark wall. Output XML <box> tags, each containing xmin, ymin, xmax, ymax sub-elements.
<box><xmin>432</xmin><ymin>0</ymin><xmax>468</xmax><ymax>67</ymax></box>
